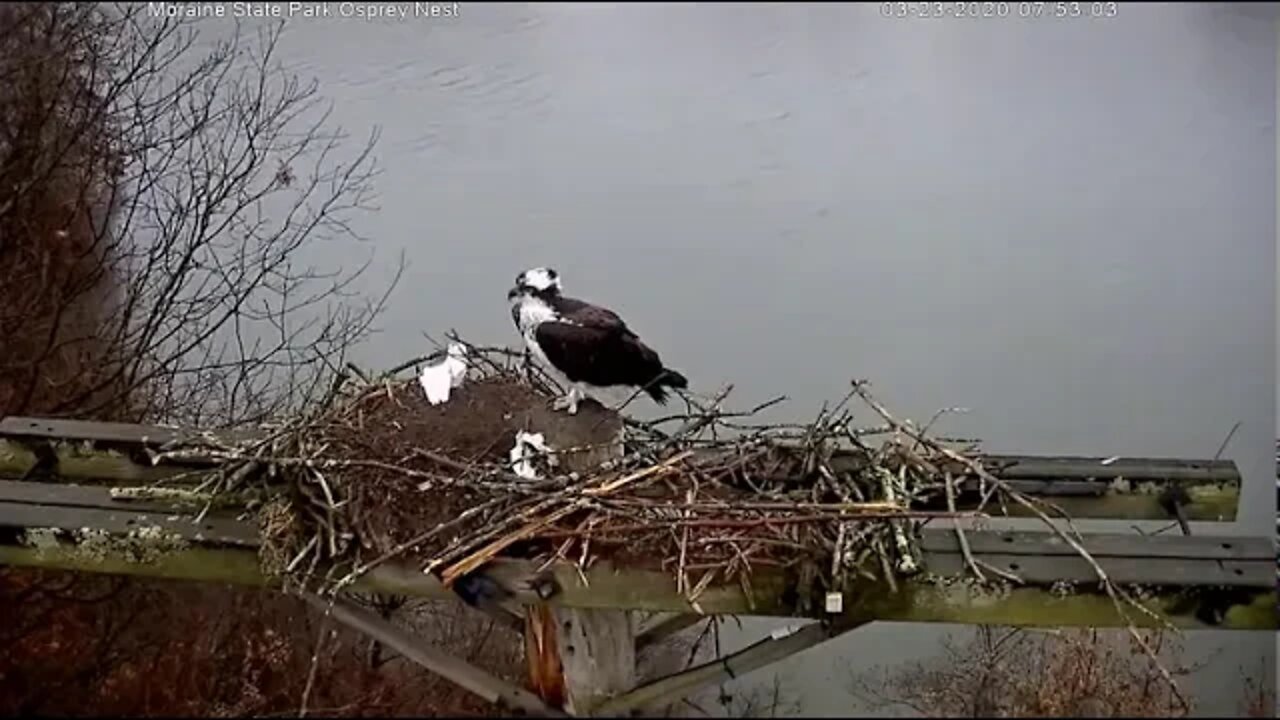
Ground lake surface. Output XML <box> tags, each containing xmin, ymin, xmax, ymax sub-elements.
<box><xmin>204</xmin><ymin>3</ymin><xmax>1276</xmax><ymax>714</ymax></box>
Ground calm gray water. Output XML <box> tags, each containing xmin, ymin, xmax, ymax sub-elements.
<box><xmin>206</xmin><ymin>2</ymin><xmax>1276</xmax><ymax>714</ymax></box>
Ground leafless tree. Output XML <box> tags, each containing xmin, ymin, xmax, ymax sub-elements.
<box><xmin>722</xmin><ymin>674</ymin><xmax>803</xmax><ymax>719</ymax></box>
<box><xmin>0</xmin><ymin>1</ymin><xmax>401</xmax><ymax>428</ymax></box>
<box><xmin>0</xmin><ymin>3</ymin><xmax>435</xmax><ymax>716</ymax></box>
<box><xmin>1237</xmin><ymin>663</ymin><xmax>1277</xmax><ymax>718</ymax></box>
<box><xmin>848</xmin><ymin>626</ymin><xmax>1207</xmax><ymax>718</ymax></box>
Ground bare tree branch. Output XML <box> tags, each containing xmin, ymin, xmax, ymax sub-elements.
<box><xmin>0</xmin><ymin>3</ymin><xmax>401</xmax><ymax>428</ymax></box>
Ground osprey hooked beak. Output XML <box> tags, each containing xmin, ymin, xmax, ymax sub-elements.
<box><xmin>507</xmin><ymin>284</ymin><xmax>522</xmax><ymax>301</ymax></box>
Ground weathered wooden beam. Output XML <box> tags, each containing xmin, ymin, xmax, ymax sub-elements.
<box><xmin>920</xmin><ymin>531</ymin><xmax>1271</xmax><ymax>587</ymax></box>
<box><xmin>966</xmin><ymin>455</ymin><xmax>1240</xmax><ymax>482</ymax></box>
<box><xmin>0</xmin><ymin>416</ymin><xmax>259</xmax><ymax>448</ymax></box>
<box><xmin>594</xmin><ymin>616</ymin><xmax>869</xmax><ymax>717</ymax></box>
<box><xmin>0</xmin><ymin>501</ymin><xmax>257</xmax><ymax>547</ymax></box>
<box><xmin>635</xmin><ymin>613</ymin><xmax>709</xmax><ymax>654</ymax></box>
<box><xmin>1</xmin><ymin>480</ymin><xmax>1269</xmax><ymax>601</ymax></box>
<box><xmin>301</xmin><ymin>593</ymin><xmax>564</xmax><ymax>717</ymax></box>
<box><xmin>2</xmin><ymin>481</ymin><xmax>1267</xmax><ymax>591</ymax></box>
<box><xmin>940</xmin><ymin>485</ymin><xmax>1239</xmax><ymax>522</ymax></box>
<box><xmin>1</xmin><ymin>539</ymin><xmax>1272</xmax><ymax>630</ymax></box>
<box><xmin>3</xmin><ymin>417</ymin><xmax>1237</xmax><ymax>484</ymax></box>
<box><xmin>0</xmin><ymin>437</ymin><xmax>1242</xmax><ymax>520</ymax></box>
<box><xmin>0</xmin><ymin>439</ymin><xmax>200</xmax><ymax>485</ymax></box>
<box><xmin>0</xmin><ymin>478</ymin><xmax>264</xmax><ymax>515</ymax></box>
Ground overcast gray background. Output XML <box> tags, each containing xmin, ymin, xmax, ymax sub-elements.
<box><xmin>205</xmin><ymin>2</ymin><xmax>1276</xmax><ymax>714</ymax></box>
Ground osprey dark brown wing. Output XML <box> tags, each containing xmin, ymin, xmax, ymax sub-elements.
<box><xmin>550</xmin><ymin>295</ymin><xmax>630</xmax><ymax>334</ymax></box>
<box><xmin>533</xmin><ymin>320</ymin><xmax>685</xmax><ymax>403</ymax></box>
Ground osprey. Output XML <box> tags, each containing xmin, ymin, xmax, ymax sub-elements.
<box><xmin>507</xmin><ymin>267</ymin><xmax>688</xmax><ymax>415</ymax></box>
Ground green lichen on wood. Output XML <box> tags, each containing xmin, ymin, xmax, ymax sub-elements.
<box><xmin>844</xmin><ymin>573</ymin><xmax>1276</xmax><ymax>630</ymax></box>
<box><xmin>16</xmin><ymin>523</ymin><xmax>191</xmax><ymax>566</ymax></box>
<box><xmin>997</xmin><ymin>488</ymin><xmax>1237</xmax><ymax>521</ymax></box>
<box><xmin>19</xmin><ymin>527</ymin><xmax>62</xmax><ymax>553</ymax></box>
<box><xmin>74</xmin><ymin>525</ymin><xmax>190</xmax><ymax>565</ymax></box>
<box><xmin>0</xmin><ymin>542</ymin><xmax>271</xmax><ymax>587</ymax></box>
<box><xmin>108</xmin><ymin>485</ymin><xmax>262</xmax><ymax>512</ymax></box>
<box><xmin>0</xmin><ymin>440</ymin><xmax>36</xmax><ymax>472</ymax></box>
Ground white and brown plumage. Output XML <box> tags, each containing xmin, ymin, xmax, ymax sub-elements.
<box><xmin>506</xmin><ymin>267</ymin><xmax>688</xmax><ymax>415</ymax></box>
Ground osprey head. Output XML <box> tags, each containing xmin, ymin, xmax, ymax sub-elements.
<box><xmin>507</xmin><ymin>266</ymin><xmax>561</xmax><ymax>301</ymax></box>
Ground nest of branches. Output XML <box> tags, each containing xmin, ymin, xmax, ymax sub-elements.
<box><xmin>158</xmin><ymin>339</ymin><xmax>1175</xmax><ymax>637</ymax></box>
<box><xmin>136</xmin><ymin>335</ymin><xmax>1195</xmax><ymax>708</ymax></box>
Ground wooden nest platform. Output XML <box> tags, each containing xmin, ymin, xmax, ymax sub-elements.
<box><xmin>153</xmin><ymin>341</ymin><xmax>1162</xmax><ymax>616</ymax></box>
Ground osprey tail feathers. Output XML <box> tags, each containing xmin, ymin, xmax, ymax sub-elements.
<box><xmin>645</xmin><ymin>368</ymin><xmax>688</xmax><ymax>405</ymax></box>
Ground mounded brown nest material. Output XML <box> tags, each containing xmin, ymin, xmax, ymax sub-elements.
<box><xmin>228</xmin><ymin>345</ymin><xmax>970</xmax><ymax>605</ymax></box>
<box><xmin>317</xmin><ymin>374</ymin><xmax>625</xmax><ymax>564</ymax></box>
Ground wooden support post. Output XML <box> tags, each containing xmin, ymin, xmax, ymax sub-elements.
<box><xmin>525</xmin><ymin>603</ymin><xmax>638</xmax><ymax>716</ymax></box>
<box><xmin>519</xmin><ymin>401</ymin><xmax>644</xmax><ymax>715</ymax></box>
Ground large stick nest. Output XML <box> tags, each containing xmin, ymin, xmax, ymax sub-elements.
<box><xmin>143</xmin><ymin>337</ymin><xmax>1192</xmax><ymax>710</ymax></box>
<box><xmin>164</xmin><ymin>339</ymin><xmax>1172</xmax><ymax>624</ymax></box>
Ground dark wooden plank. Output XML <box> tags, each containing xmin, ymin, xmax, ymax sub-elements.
<box><xmin>0</xmin><ymin>439</ymin><xmax>220</xmax><ymax>484</ymax></box>
<box><xmin>974</xmin><ymin>492</ymin><xmax>1237</xmax><ymax>522</ymax></box>
<box><xmin>0</xmin><ymin>417</ymin><xmax>185</xmax><ymax>445</ymax></box>
<box><xmin>0</xmin><ymin>483</ymin><xmax>1264</xmax><ymax>586</ymax></box>
<box><xmin>0</xmin><ymin>501</ymin><xmax>258</xmax><ymax>547</ymax></box>
<box><xmin>1000</xmin><ymin>479</ymin><xmax>1110</xmax><ymax>497</ymax></box>
<box><xmin>829</xmin><ymin>449</ymin><xmax>1240</xmax><ymax>483</ymax></box>
<box><xmin>0</xmin><ymin>416</ymin><xmax>259</xmax><ymax>447</ymax></box>
<box><xmin>925</xmin><ymin>552</ymin><xmax>1270</xmax><ymax>587</ymax></box>
<box><xmin>0</xmin><ymin>480</ymin><xmax>193</xmax><ymax>514</ymax></box>
<box><xmin>920</xmin><ymin>530</ymin><xmax>1272</xmax><ymax>561</ymax></box>
<box><xmin>1</xmin><ymin>417</ymin><xmax>1242</xmax><ymax>483</ymax></box>
<box><xmin>0</xmin><ymin>418</ymin><xmax>1243</xmax><ymax>524</ymax></box>
<box><xmin>980</xmin><ymin>454</ymin><xmax>1239</xmax><ymax>482</ymax></box>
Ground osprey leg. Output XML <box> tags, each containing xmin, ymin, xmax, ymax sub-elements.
<box><xmin>551</xmin><ymin>387</ymin><xmax>583</xmax><ymax>415</ymax></box>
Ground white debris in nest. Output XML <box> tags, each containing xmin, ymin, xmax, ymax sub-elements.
<box><xmin>509</xmin><ymin>431</ymin><xmax>558</xmax><ymax>481</ymax></box>
<box><xmin>418</xmin><ymin>342</ymin><xmax>469</xmax><ymax>405</ymax></box>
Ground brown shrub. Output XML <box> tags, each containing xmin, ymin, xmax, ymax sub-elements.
<box><xmin>0</xmin><ymin>568</ymin><xmax>521</xmax><ymax>717</ymax></box>
<box><xmin>1238</xmin><ymin>670</ymin><xmax>1276</xmax><ymax>718</ymax></box>
<box><xmin>0</xmin><ymin>4</ymin><xmax>479</xmax><ymax>717</ymax></box>
<box><xmin>849</xmin><ymin>626</ymin><xmax>1203</xmax><ymax>717</ymax></box>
